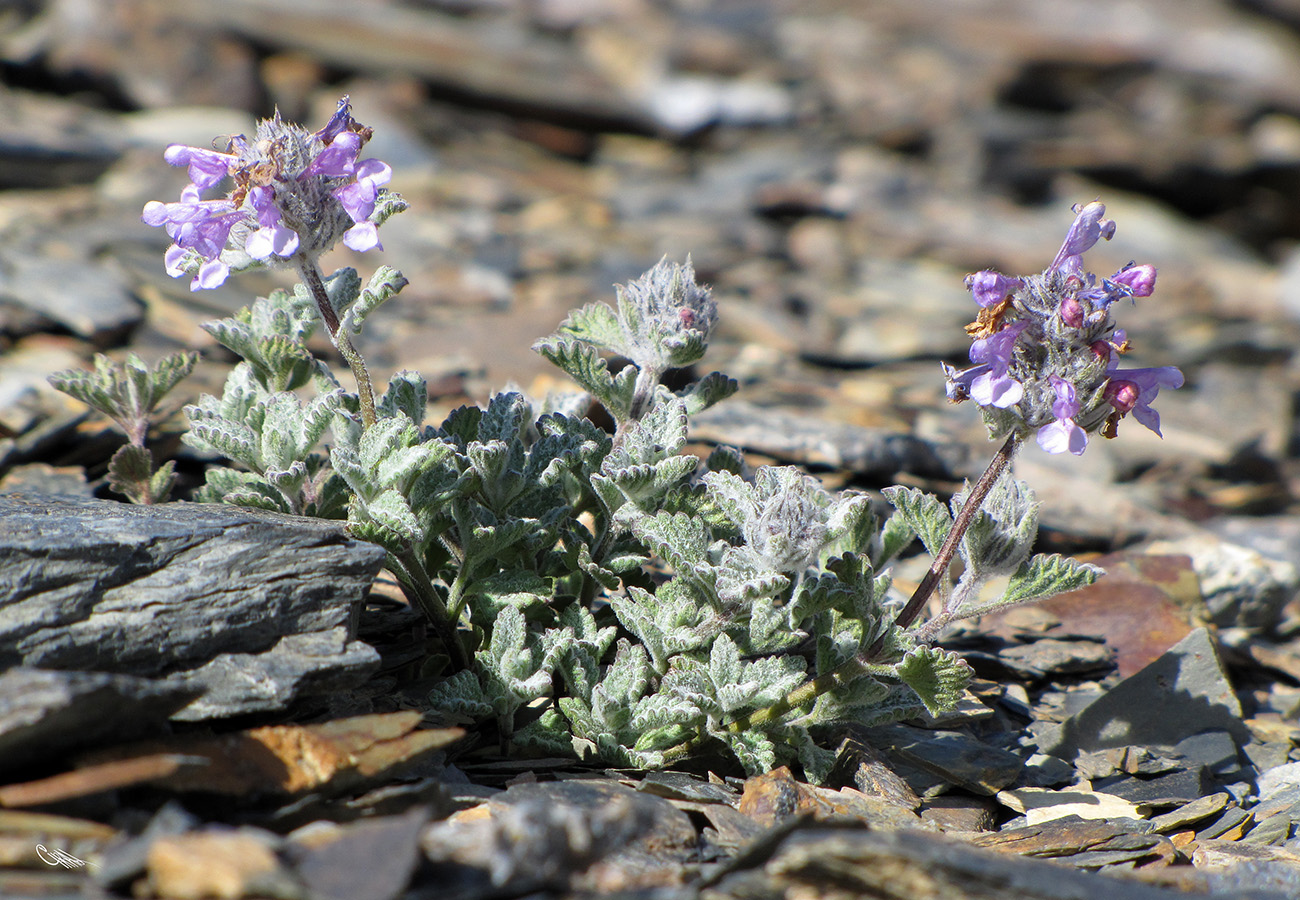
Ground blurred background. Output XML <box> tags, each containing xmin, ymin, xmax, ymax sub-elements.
<box><xmin>2</xmin><ymin>0</ymin><xmax>1299</xmax><ymax>552</ymax></box>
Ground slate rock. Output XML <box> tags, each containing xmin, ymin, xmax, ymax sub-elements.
<box><xmin>717</xmin><ymin>824</ymin><xmax>1196</xmax><ymax>900</ymax></box>
<box><xmin>0</xmin><ymin>667</ymin><xmax>195</xmax><ymax>770</ymax></box>
<box><xmin>423</xmin><ymin>779</ymin><xmax>696</xmax><ymax>893</ymax></box>
<box><xmin>1147</xmin><ymin>793</ymin><xmax>1231</xmax><ymax>834</ymax></box>
<box><xmin>167</xmin><ymin>628</ymin><xmax>381</xmax><ymax>721</ymax></box>
<box><xmin>995</xmin><ymin>638</ymin><xmax>1115</xmax><ymax>680</ymax></box>
<box><xmin>1093</xmin><ymin>767</ymin><xmax>1212</xmax><ymax>807</ymax></box>
<box><xmin>1194</xmin><ymin>841</ymin><xmax>1300</xmax><ymax>898</ymax></box>
<box><xmin>0</xmin><ymin>492</ymin><xmax>386</xmax><ymax>720</ymax></box>
<box><xmin>1036</xmin><ymin>628</ymin><xmax>1248</xmax><ymax>761</ymax></box>
<box><xmin>1256</xmin><ymin>761</ymin><xmax>1300</xmax><ymax>805</ymax></box>
<box><xmin>690</xmin><ymin>399</ymin><xmax>964</xmax><ymax>478</ymax></box>
<box><xmin>1173</xmin><ymin>729</ymin><xmax>1244</xmax><ymax>778</ymax></box>
<box><xmin>1146</xmin><ymin>534</ymin><xmax>1299</xmax><ymax>632</ymax></box>
<box><xmin>289</xmin><ymin>805</ymin><xmax>430</xmax><ymax>900</ymax></box>
<box><xmin>868</xmin><ymin>723</ymin><xmax>1024</xmax><ymax>795</ymax></box>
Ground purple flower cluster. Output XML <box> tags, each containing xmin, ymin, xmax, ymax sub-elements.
<box><xmin>142</xmin><ymin>98</ymin><xmax>394</xmax><ymax>290</ymax></box>
<box><xmin>944</xmin><ymin>202</ymin><xmax>1183</xmax><ymax>455</ymax></box>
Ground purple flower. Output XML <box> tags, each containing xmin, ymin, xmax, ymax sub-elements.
<box><xmin>1049</xmin><ymin>201</ymin><xmax>1115</xmax><ymax>276</ymax></box>
<box><xmin>243</xmin><ymin>185</ymin><xmax>301</xmax><ymax>260</ymax></box>
<box><xmin>142</xmin><ymin>186</ymin><xmax>244</xmax><ymax>289</ymax></box>
<box><xmin>162</xmin><ymin>144</ymin><xmax>233</xmax><ymax>191</ymax></box>
<box><xmin>966</xmin><ymin>271</ymin><xmax>1023</xmax><ymax>308</ymax></box>
<box><xmin>335</xmin><ymin>159</ymin><xmax>392</xmax><ymax>251</ymax></box>
<box><xmin>1105</xmin><ymin>363</ymin><xmax>1184</xmax><ymax>436</ymax></box>
<box><xmin>947</xmin><ymin>321</ymin><xmax>1027</xmax><ymax>408</ymax></box>
<box><xmin>1036</xmin><ymin>375</ymin><xmax>1087</xmax><ymax>455</ymax></box>
<box><xmin>142</xmin><ymin>96</ymin><xmax>399</xmax><ymax>290</ymax></box>
<box><xmin>969</xmin><ymin>321</ymin><xmax>1027</xmax><ymax>407</ymax></box>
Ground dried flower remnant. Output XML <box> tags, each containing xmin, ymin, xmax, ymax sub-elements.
<box><xmin>944</xmin><ymin>201</ymin><xmax>1184</xmax><ymax>456</ymax></box>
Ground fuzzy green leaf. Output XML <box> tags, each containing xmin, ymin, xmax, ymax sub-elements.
<box><xmin>679</xmin><ymin>371</ymin><xmax>738</xmax><ymax>416</ymax></box>
<box><xmin>377</xmin><ymin>370</ymin><xmax>428</xmax><ymax>428</ymax></box>
<box><xmin>979</xmin><ymin>553</ymin><xmax>1102</xmax><ymax>613</ymax></box>
<box><xmin>895</xmin><ymin>646</ymin><xmax>972</xmax><ymax>716</ymax></box>
<box><xmin>341</xmin><ymin>266</ymin><xmax>408</xmax><ymax>335</ymax></box>
<box><xmin>881</xmin><ymin>485</ymin><xmax>953</xmax><ymax>557</ymax></box>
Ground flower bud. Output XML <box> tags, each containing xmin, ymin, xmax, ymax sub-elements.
<box><xmin>965</xmin><ymin>271</ymin><xmax>1023</xmax><ymax>309</ymax></box>
<box><xmin>1111</xmin><ymin>264</ymin><xmax>1156</xmax><ymax>298</ymax></box>
<box><xmin>1104</xmin><ymin>379</ymin><xmax>1140</xmax><ymax>414</ymax></box>
<box><xmin>1059</xmin><ymin>296</ymin><xmax>1085</xmax><ymax>328</ymax></box>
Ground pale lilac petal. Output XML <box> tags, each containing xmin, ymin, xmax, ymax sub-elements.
<box><xmin>246</xmin><ymin>223</ymin><xmax>300</xmax><ymax>259</ymax></box>
<box><xmin>163</xmin><ymin>144</ymin><xmax>232</xmax><ymax>190</ymax></box>
<box><xmin>194</xmin><ymin>259</ymin><xmax>229</xmax><ymax>291</ymax></box>
<box><xmin>343</xmin><ymin>221</ymin><xmax>381</xmax><ymax>252</ymax></box>
<box><xmin>141</xmin><ymin>201</ymin><xmax>170</xmax><ymax>227</ymax></box>
<box><xmin>966</xmin><ymin>271</ymin><xmax>1022</xmax><ymax>308</ymax></box>
<box><xmin>1050</xmin><ymin>201</ymin><xmax>1115</xmax><ymax>272</ymax></box>
<box><xmin>306</xmin><ymin>132</ymin><xmax>362</xmax><ymax>177</ymax></box>
<box><xmin>970</xmin><ymin>370</ymin><xmax>1023</xmax><ymax>408</ymax></box>
<box><xmin>1048</xmin><ymin>375</ymin><xmax>1079</xmax><ymax>420</ymax></box>
<box><xmin>354</xmin><ymin>157</ymin><xmax>391</xmax><ymax>187</ymax></box>
<box><xmin>163</xmin><ymin>245</ymin><xmax>188</xmax><ymax>276</ymax></box>
<box><xmin>1037</xmin><ymin>419</ymin><xmax>1087</xmax><ymax>455</ymax></box>
<box><xmin>1131</xmin><ymin>402</ymin><xmax>1162</xmax><ymax>436</ymax></box>
<box><xmin>333</xmin><ymin>180</ymin><xmax>378</xmax><ymax>222</ymax></box>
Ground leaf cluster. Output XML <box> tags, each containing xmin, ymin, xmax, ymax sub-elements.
<box><xmin>173</xmin><ymin>256</ymin><xmax>1101</xmax><ymax>780</ymax></box>
<box><xmin>48</xmin><ymin>350</ymin><xmax>198</xmax><ymax>503</ymax></box>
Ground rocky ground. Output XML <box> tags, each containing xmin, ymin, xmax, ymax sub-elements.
<box><xmin>3</xmin><ymin>0</ymin><xmax>1300</xmax><ymax>897</ymax></box>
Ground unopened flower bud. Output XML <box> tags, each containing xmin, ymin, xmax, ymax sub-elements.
<box><xmin>965</xmin><ymin>271</ymin><xmax>1023</xmax><ymax>309</ymax></box>
<box><xmin>1059</xmin><ymin>296</ymin><xmax>1085</xmax><ymax>327</ymax></box>
<box><xmin>1111</xmin><ymin>264</ymin><xmax>1156</xmax><ymax>298</ymax></box>
<box><xmin>1104</xmin><ymin>379</ymin><xmax>1140</xmax><ymax>414</ymax></box>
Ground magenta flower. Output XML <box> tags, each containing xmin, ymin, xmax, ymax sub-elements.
<box><xmin>1037</xmin><ymin>375</ymin><xmax>1087</xmax><ymax>455</ymax></box>
<box><xmin>1105</xmin><ymin>363</ymin><xmax>1184</xmax><ymax>437</ymax></box>
<box><xmin>1110</xmin><ymin>264</ymin><xmax>1156</xmax><ymax>298</ymax></box>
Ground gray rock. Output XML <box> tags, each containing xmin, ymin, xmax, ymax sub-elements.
<box><xmin>167</xmin><ymin>628</ymin><xmax>380</xmax><ymax>721</ymax></box>
<box><xmin>0</xmin><ymin>250</ymin><xmax>142</xmax><ymax>343</ymax></box>
<box><xmin>690</xmin><ymin>400</ymin><xmax>965</xmax><ymax>479</ymax></box>
<box><xmin>1144</xmin><ymin>534</ymin><xmax>1299</xmax><ymax>632</ymax></box>
<box><xmin>1093</xmin><ymin>767</ymin><xmax>1211</xmax><ymax>806</ymax></box>
<box><xmin>0</xmin><ymin>667</ymin><xmax>196</xmax><ymax>770</ymax></box>
<box><xmin>1257</xmin><ymin>762</ymin><xmax>1300</xmax><ymax>805</ymax></box>
<box><xmin>1147</xmin><ymin>793</ymin><xmax>1231</xmax><ymax>833</ymax></box>
<box><xmin>0</xmin><ymin>492</ymin><xmax>385</xmax><ymax>720</ymax></box>
<box><xmin>868</xmin><ymin>724</ymin><xmax>1024</xmax><ymax>796</ymax></box>
<box><xmin>1173</xmin><ymin>729</ymin><xmax>1244</xmax><ymax>777</ymax></box>
<box><xmin>290</xmin><ymin>806</ymin><xmax>431</xmax><ymax>900</ymax></box>
<box><xmin>1036</xmin><ymin>628</ymin><xmax>1248</xmax><ymax>761</ymax></box>
<box><xmin>996</xmin><ymin>639</ymin><xmax>1115</xmax><ymax>680</ymax></box>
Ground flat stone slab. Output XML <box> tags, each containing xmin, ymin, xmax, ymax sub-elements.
<box><xmin>0</xmin><ymin>667</ymin><xmax>195</xmax><ymax>770</ymax></box>
<box><xmin>0</xmin><ymin>492</ymin><xmax>386</xmax><ymax>722</ymax></box>
<box><xmin>1035</xmin><ymin>628</ymin><xmax>1249</xmax><ymax>761</ymax></box>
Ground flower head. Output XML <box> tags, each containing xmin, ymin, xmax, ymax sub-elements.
<box><xmin>944</xmin><ymin>202</ymin><xmax>1182</xmax><ymax>454</ymax></box>
<box><xmin>141</xmin><ymin>97</ymin><xmax>404</xmax><ymax>290</ymax></box>
<box><xmin>613</xmin><ymin>256</ymin><xmax>717</xmax><ymax>375</ymax></box>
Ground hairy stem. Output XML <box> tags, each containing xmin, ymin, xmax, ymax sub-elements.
<box><xmin>390</xmin><ymin>547</ymin><xmax>469</xmax><ymax>670</ymax></box>
<box><xmin>875</xmin><ymin>432</ymin><xmax>1020</xmax><ymax>643</ymax></box>
<box><xmin>297</xmin><ymin>257</ymin><xmax>377</xmax><ymax>428</ymax></box>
